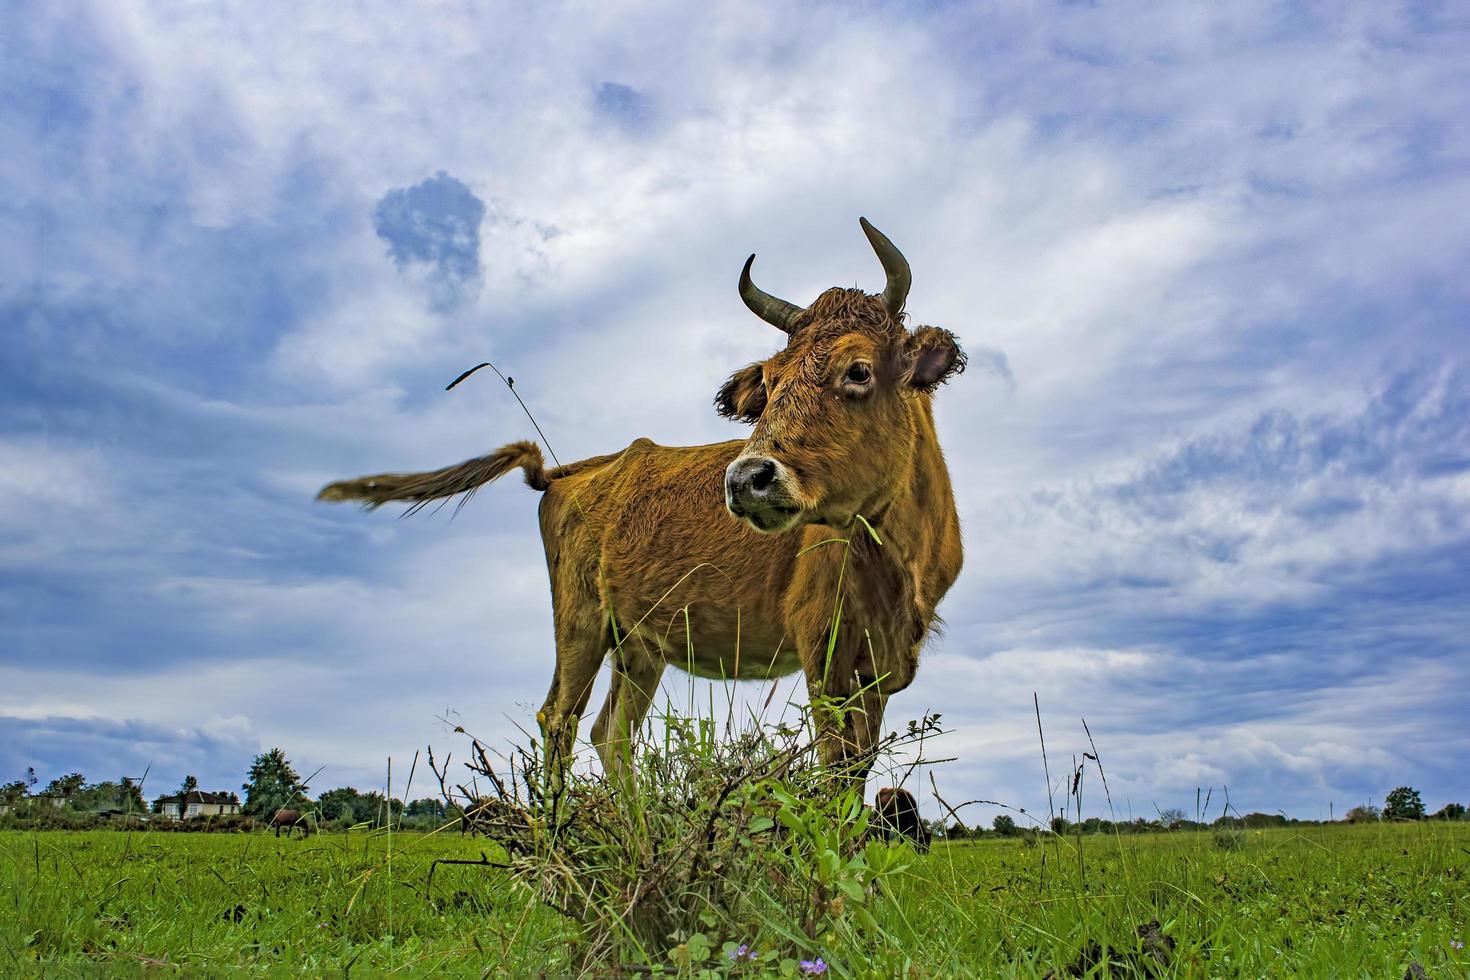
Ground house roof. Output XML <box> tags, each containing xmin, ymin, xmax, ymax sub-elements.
<box><xmin>155</xmin><ymin>790</ymin><xmax>238</xmax><ymax>805</ymax></box>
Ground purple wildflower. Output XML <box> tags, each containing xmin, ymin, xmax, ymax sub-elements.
<box><xmin>728</xmin><ymin>944</ymin><xmax>756</xmax><ymax>962</ymax></box>
<box><xmin>800</xmin><ymin>957</ymin><xmax>828</xmax><ymax>975</ymax></box>
<box><xmin>1453</xmin><ymin>939</ymin><xmax>1465</xmax><ymax>951</ymax></box>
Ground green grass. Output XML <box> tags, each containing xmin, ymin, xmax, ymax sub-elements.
<box><xmin>3</xmin><ymin>821</ymin><xmax>1466</xmax><ymax>975</ymax></box>
<box><xmin>0</xmin><ymin>826</ymin><xmax>571</xmax><ymax>974</ymax></box>
<box><xmin>893</xmin><ymin>822</ymin><xmax>1470</xmax><ymax>976</ymax></box>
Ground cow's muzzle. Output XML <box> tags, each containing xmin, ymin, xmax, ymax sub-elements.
<box><xmin>725</xmin><ymin>455</ymin><xmax>801</xmax><ymax>533</ymax></box>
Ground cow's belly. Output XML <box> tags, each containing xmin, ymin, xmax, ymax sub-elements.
<box><xmin>672</xmin><ymin>642</ymin><xmax>804</xmax><ymax>681</ymax></box>
<box><xmin>633</xmin><ymin>613</ymin><xmax>802</xmax><ymax>681</ymax></box>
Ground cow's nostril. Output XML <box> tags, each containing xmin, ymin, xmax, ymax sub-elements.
<box><xmin>726</xmin><ymin>456</ymin><xmax>785</xmax><ymax>506</ymax></box>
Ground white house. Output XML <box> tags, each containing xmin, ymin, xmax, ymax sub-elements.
<box><xmin>154</xmin><ymin>790</ymin><xmax>242</xmax><ymax>820</ymax></box>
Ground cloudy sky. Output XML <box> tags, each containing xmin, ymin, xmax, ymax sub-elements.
<box><xmin>4</xmin><ymin>1</ymin><xmax>1467</xmax><ymax>821</ymax></box>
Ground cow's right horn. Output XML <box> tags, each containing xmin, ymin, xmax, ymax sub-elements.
<box><xmin>739</xmin><ymin>254</ymin><xmax>804</xmax><ymax>335</ymax></box>
<box><xmin>859</xmin><ymin>217</ymin><xmax>911</xmax><ymax>317</ymax></box>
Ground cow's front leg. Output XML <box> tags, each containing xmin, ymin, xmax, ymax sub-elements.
<box><xmin>804</xmin><ymin>649</ymin><xmax>890</xmax><ymax>782</ymax></box>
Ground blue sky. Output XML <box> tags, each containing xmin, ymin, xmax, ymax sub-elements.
<box><xmin>3</xmin><ymin>1</ymin><xmax>1467</xmax><ymax>820</ymax></box>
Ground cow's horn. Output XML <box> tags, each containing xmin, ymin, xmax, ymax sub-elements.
<box><xmin>859</xmin><ymin>217</ymin><xmax>911</xmax><ymax>317</ymax></box>
<box><xmin>739</xmin><ymin>254</ymin><xmax>804</xmax><ymax>335</ymax></box>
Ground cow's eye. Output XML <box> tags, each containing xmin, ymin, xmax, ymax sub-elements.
<box><xmin>844</xmin><ymin>362</ymin><xmax>872</xmax><ymax>386</ymax></box>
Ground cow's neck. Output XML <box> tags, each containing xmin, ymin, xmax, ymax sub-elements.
<box><xmin>864</xmin><ymin>396</ymin><xmax>952</xmax><ymax>564</ymax></box>
<box><xmin>834</xmin><ymin>395</ymin><xmax>957</xmax><ymax>684</ymax></box>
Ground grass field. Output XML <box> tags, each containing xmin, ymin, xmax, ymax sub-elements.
<box><xmin>3</xmin><ymin>821</ymin><xmax>1467</xmax><ymax>975</ymax></box>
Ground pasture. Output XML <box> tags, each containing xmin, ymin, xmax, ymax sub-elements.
<box><xmin>3</xmin><ymin>822</ymin><xmax>1466</xmax><ymax>975</ymax></box>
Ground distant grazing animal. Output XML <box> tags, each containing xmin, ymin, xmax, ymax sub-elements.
<box><xmin>270</xmin><ymin>808</ymin><xmax>310</xmax><ymax>838</ymax></box>
<box><xmin>874</xmin><ymin>786</ymin><xmax>931</xmax><ymax>851</ymax></box>
<box><xmin>318</xmin><ymin>218</ymin><xmax>966</xmax><ymax>781</ymax></box>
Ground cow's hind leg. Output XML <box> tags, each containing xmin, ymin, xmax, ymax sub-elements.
<box><xmin>537</xmin><ymin>608</ymin><xmax>608</xmax><ymax>791</ymax></box>
<box><xmin>590</xmin><ymin>640</ymin><xmax>664</xmax><ymax>783</ymax></box>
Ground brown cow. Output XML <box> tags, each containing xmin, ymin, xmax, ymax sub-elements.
<box><xmin>318</xmin><ymin>218</ymin><xmax>965</xmax><ymax>780</ymax></box>
<box><xmin>270</xmin><ymin>807</ymin><xmax>310</xmax><ymax>838</ymax></box>
<box><xmin>874</xmin><ymin>786</ymin><xmax>931</xmax><ymax>852</ymax></box>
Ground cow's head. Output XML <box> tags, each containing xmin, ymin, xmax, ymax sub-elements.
<box><xmin>718</xmin><ymin>218</ymin><xmax>965</xmax><ymax>533</ymax></box>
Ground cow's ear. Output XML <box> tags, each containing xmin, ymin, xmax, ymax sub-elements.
<box><xmin>715</xmin><ymin>361</ymin><xmax>768</xmax><ymax>423</ymax></box>
<box><xmin>903</xmin><ymin>327</ymin><xmax>966</xmax><ymax>392</ymax></box>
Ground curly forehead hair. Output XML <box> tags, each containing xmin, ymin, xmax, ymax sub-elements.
<box><xmin>790</xmin><ymin>287</ymin><xmax>908</xmax><ymax>341</ymax></box>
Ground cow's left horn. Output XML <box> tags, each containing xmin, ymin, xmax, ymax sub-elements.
<box><xmin>739</xmin><ymin>254</ymin><xmax>804</xmax><ymax>334</ymax></box>
<box><xmin>859</xmin><ymin>217</ymin><xmax>911</xmax><ymax>317</ymax></box>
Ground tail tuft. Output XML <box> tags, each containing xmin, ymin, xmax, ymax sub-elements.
<box><xmin>317</xmin><ymin>440</ymin><xmax>549</xmax><ymax>514</ymax></box>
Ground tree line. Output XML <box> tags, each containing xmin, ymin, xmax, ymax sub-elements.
<box><xmin>938</xmin><ymin>786</ymin><xmax>1466</xmax><ymax>841</ymax></box>
<box><xmin>1</xmin><ymin>749</ymin><xmax>449</xmax><ymax>831</ymax></box>
<box><xmin>8</xmin><ymin>756</ymin><xmax>1466</xmax><ymax>835</ymax></box>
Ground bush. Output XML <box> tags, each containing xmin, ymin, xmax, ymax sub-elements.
<box><xmin>992</xmin><ymin>814</ymin><xmax>1018</xmax><ymax>836</ymax></box>
<box><xmin>0</xmin><ymin>805</ymin><xmax>109</xmax><ymax>831</ymax></box>
<box><xmin>140</xmin><ymin>813</ymin><xmax>258</xmax><ymax>833</ymax></box>
<box><xmin>946</xmin><ymin>822</ymin><xmax>977</xmax><ymax>840</ymax></box>
<box><xmin>1213</xmin><ymin>828</ymin><xmax>1245</xmax><ymax>850</ymax></box>
<box><xmin>433</xmin><ymin>700</ymin><xmax>942</xmax><ymax>972</ymax></box>
<box><xmin>1241</xmin><ymin>812</ymin><xmax>1286</xmax><ymax>829</ymax></box>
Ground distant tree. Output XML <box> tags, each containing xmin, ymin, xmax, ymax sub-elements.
<box><xmin>242</xmin><ymin>749</ymin><xmax>305</xmax><ymax>819</ymax></box>
<box><xmin>356</xmin><ymin>791</ymin><xmax>404</xmax><ymax>827</ymax></box>
<box><xmin>1344</xmin><ymin>804</ymin><xmax>1380</xmax><ymax>823</ymax></box>
<box><xmin>43</xmin><ymin>773</ymin><xmax>86</xmax><ymax>801</ymax></box>
<box><xmin>405</xmin><ymin>798</ymin><xmax>447</xmax><ymax>820</ymax></box>
<box><xmin>315</xmin><ymin>788</ymin><xmax>407</xmax><ymax>827</ymax></box>
<box><xmin>120</xmin><ymin>778</ymin><xmax>146</xmax><ymax>813</ymax></box>
<box><xmin>1158</xmin><ymin>808</ymin><xmax>1187</xmax><ymax>828</ymax></box>
<box><xmin>1050</xmin><ymin>815</ymin><xmax>1069</xmax><ymax>834</ymax></box>
<box><xmin>177</xmin><ymin>775</ymin><xmax>198</xmax><ymax>804</ymax></box>
<box><xmin>1</xmin><ymin>780</ymin><xmax>27</xmax><ymax>806</ymax></box>
<box><xmin>993</xmin><ymin>814</ymin><xmax>1018</xmax><ymax>836</ymax></box>
<box><xmin>317</xmin><ymin>787</ymin><xmax>366</xmax><ymax>823</ymax></box>
<box><xmin>1383</xmin><ymin>787</ymin><xmax>1425</xmax><ymax>821</ymax></box>
<box><xmin>73</xmin><ymin>779</ymin><xmax>147</xmax><ymax>813</ymax></box>
<box><xmin>1431</xmin><ymin>802</ymin><xmax>1466</xmax><ymax>821</ymax></box>
<box><xmin>1241</xmin><ymin>812</ymin><xmax>1287</xmax><ymax>829</ymax></box>
<box><xmin>1081</xmin><ymin>817</ymin><xmax>1111</xmax><ymax>834</ymax></box>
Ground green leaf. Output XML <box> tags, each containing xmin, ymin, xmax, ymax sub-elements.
<box><xmin>770</xmin><ymin>785</ymin><xmax>800</xmax><ymax>808</ymax></box>
<box><xmin>777</xmin><ymin>809</ymin><xmax>806</xmax><ymax>834</ymax></box>
<box><xmin>798</xmin><ymin>536</ymin><xmax>850</xmax><ymax>557</ymax></box>
<box><xmin>855</xmin><ymin>513</ymin><xmax>883</xmax><ymax>545</ymax></box>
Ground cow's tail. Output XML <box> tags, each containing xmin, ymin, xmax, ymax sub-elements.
<box><xmin>317</xmin><ymin>440</ymin><xmax>551</xmax><ymax>512</ymax></box>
